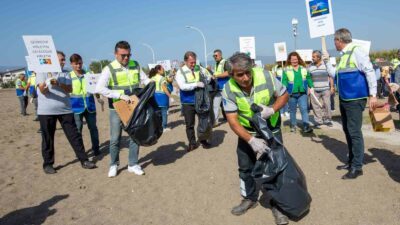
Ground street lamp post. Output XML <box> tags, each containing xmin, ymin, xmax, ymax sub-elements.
<box><xmin>186</xmin><ymin>25</ymin><xmax>207</xmax><ymax>67</ymax></box>
<box><xmin>291</xmin><ymin>18</ymin><xmax>299</xmax><ymax>50</ymax></box>
<box><xmin>140</xmin><ymin>43</ymin><xmax>155</xmax><ymax>64</ymax></box>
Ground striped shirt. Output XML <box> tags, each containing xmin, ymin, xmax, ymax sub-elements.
<box><xmin>308</xmin><ymin>62</ymin><xmax>330</xmax><ymax>92</ymax></box>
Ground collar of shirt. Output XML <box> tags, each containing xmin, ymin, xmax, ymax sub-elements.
<box><xmin>340</xmin><ymin>43</ymin><xmax>353</xmax><ymax>55</ymax></box>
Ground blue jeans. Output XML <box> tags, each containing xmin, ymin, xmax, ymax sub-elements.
<box><xmin>109</xmin><ymin>110</ymin><xmax>139</xmax><ymax>166</ymax></box>
<box><xmin>18</xmin><ymin>96</ymin><xmax>28</xmax><ymax>115</ymax></box>
<box><xmin>280</xmin><ymin>103</ymin><xmax>289</xmax><ymax>114</ymax></box>
<box><xmin>160</xmin><ymin>107</ymin><xmax>168</xmax><ymax>129</ymax></box>
<box><xmin>288</xmin><ymin>93</ymin><xmax>310</xmax><ymax>128</ymax></box>
<box><xmin>74</xmin><ymin>110</ymin><xmax>100</xmax><ymax>152</ymax></box>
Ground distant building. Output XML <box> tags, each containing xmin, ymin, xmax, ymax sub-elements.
<box><xmin>0</xmin><ymin>67</ymin><xmax>26</xmax><ymax>83</ymax></box>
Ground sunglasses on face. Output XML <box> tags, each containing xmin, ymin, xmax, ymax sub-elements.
<box><xmin>213</xmin><ymin>55</ymin><xmax>218</xmax><ymax>57</ymax></box>
<box><xmin>120</xmin><ymin>54</ymin><xmax>131</xmax><ymax>58</ymax></box>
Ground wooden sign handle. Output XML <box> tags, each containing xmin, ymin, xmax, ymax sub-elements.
<box><xmin>321</xmin><ymin>36</ymin><xmax>327</xmax><ymax>52</ymax></box>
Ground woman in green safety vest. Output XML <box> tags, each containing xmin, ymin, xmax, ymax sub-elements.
<box><xmin>282</xmin><ymin>52</ymin><xmax>314</xmax><ymax>133</ymax></box>
<box><xmin>149</xmin><ymin>65</ymin><xmax>173</xmax><ymax>131</ymax></box>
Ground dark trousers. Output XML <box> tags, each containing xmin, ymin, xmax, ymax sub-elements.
<box><xmin>74</xmin><ymin>110</ymin><xmax>100</xmax><ymax>152</ymax></box>
<box><xmin>39</xmin><ymin>113</ymin><xmax>88</xmax><ymax>167</ymax></box>
<box><xmin>339</xmin><ymin>99</ymin><xmax>367</xmax><ymax>170</ymax></box>
<box><xmin>236</xmin><ymin>129</ymin><xmax>283</xmax><ymax>202</ymax></box>
<box><xmin>182</xmin><ymin>104</ymin><xmax>198</xmax><ymax>146</ymax></box>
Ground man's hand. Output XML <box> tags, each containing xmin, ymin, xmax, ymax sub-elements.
<box><xmin>330</xmin><ymin>86</ymin><xmax>335</xmax><ymax>95</ymax></box>
<box><xmin>259</xmin><ymin>104</ymin><xmax>275</xmax><ymax>119</ymax></box>
<box><xmin>120</xmin><ymin>94</ymin><xmax>131</xmax><ymax>103</ymax></box>
<box><xmin>197</xmin><ymin>82</ymin><xmax>205</xmax><ymax>88</ymax></box>
<box><xmin>309</xmin><ymin>87</ymin><xmax>315</xmax><ymax>96</ymax></box>
<box><xmin>369</xmin><ymin>96</ymin><xmax>377</xmax><ymax>112</ymax></box>
<box><xmin>248</xmin><ymin>137</ymin><xmax>268</xmax><ymax>155</ymax></box>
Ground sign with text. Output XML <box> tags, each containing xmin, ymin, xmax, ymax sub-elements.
<box><xmin>274</xmin><ymin>42</ymin><xmax>287</xmax><ymax>62</ymax></box>
<box><xmin>85</xmin><ymin>73</ymin><xmax>101</xmax><ymax>94</ymax></box>
<box><xmin>157</xmin><ymin>60</ymin><xmax>172</xmax><ymax>71</ymax></box>
<box><xmin>352</xmin><ymin>39</ymin><xmax>371</xmax><ymax>54</ymax></box>
<box><xmin>305</xmin><ymin>0</ymin><xmax>335</xmax><ymax>38</ymax></box>
<box><xmin>22</xmin><ymin>35</ymin><xmax>61</xmax><ymax>73</ymax></box>
<box><xmin>296</xmin><ymin>49</ymin><xmax>313</xmax><ymax>62</ymax></box>
<box><xmin>239</xmin><ymin>36</ymin><xmax>256</xmax><ymax>59</ymax></box>
<box><xmin>25</xmin><ymin>56</ymin><xmax>35</xmax><ymax>71</ymax></box>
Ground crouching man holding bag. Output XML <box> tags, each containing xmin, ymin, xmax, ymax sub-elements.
<box><xmin>222</xmin><ymin>52</ymin><xmax>290</xmax><ymax>224</ymax></box>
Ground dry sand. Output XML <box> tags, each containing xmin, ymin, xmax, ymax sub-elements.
<box><xmin>0</xmin><ymin>88</ymin><xmax>399</xmax><ymax>225</ymax></box>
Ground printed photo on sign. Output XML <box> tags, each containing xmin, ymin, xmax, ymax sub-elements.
<box><xmin>309</xmin><ymin>0</ymin><xmax>330</xmax><ymax>18</ymax></box>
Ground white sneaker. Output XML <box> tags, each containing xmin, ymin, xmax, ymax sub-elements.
<box><xmin>128</xmin><ymin>164</ymin><xmax>145</xmax><ymax>175</ymax></box>
<box><xmin>163</xmin><ymin>128</ymin><xmax>171</xmax><ymax>132</ymax></box>
<box><xmin>284</xmin><ymin>112</ymin><xmax>290</xmax><ymax>117</ymax></box>
<box><xmin>108</xmin><ymin>165</ymin><xmax>118</xmax><ymax>178</ymax></box>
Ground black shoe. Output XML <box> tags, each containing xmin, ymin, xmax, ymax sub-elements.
<box><xmin>81</xmin><ymin>160</ymin><xmax>96</xmax><ymax>169</ymax></box>
<box><xmin>342</xmin><ymin>168</ymin><xmax>363</xmax><ymax>179</ymax></box>
<box><xmin>43</xmin><ymin>165</ymin><xmax>57</xmax><ymax>174</ymax></box>
<box><xmin>231</xmin><ymin>199</ymin><xmax>258</xmax><ymax>216</ymax></box>
<box><xmin>303</xmin><ymin>126</ymin><xmax>313</xmax><ymax>133</ymax></box>
<box><xmin>271</xmin><ymin>206</ymin><xmax>289</xmax><ymax>225</ymax></box>
<box><xmin>186</xmin><ymin>143</ymin><xmax>200</xmax><ymax>152</ymax></box>
<box><xmin>93</xmin><ymin>150</ymin><xmax>101</xmax><ymax>156</ymax></box>
<box><xmin>37</xmin><ymin>129</ymin><xmax>42</xmax><ymax>133</ymax></box>
<box><xmin>336</xmin><ymin>164</ymin><xmax>351</xmax><ymax>170</ymax></box>
<box><xmin>200</xmin><ymin>141</ymin><xmax>212</xmax><ymax>149</ymax></box>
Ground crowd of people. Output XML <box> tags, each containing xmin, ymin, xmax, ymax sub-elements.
<box><xmin>14</xmin><ymin>28</ymin><xmax>400</xmax><ymax>225</ymax></box>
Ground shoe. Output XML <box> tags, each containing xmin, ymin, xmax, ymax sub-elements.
<box><xmin>290</xmin><ymin>126</ymin><xmax>296</xmax><ymax>133</ymax></box>
<box><xmin>93</xmin><ymin>150</ymin><xmax>101</xmax><ymax>156</ymax></box>
<box><xmin>81</xmin><ymin>160</ymin><xmax>96</xmax><ymax>169</ymax></box>
<box><xmin>128</xmin><ymin>164</ymin><xmax>145</xmax><ymax>175</ymax></box>
<box><xmin>271</xmin><ymin>206</ymin><xmax>289</xmax><ymax>225</ymax></box>
<box><xmin>108</xmin><ymin>165</ymin><xmax>118</xmax><ymax>177</ymax></box>
<box><xmin>200</xmin><ymin>140</ymin><xmax>212</xmax><ymax>149</ymax></box>
<box><xmin>342</xmin><ymin>168</ymin><xmax>363</xmax><ymax>179</ymax></box>
<box><xmin>163</xmin><ymin>128</ymin><xmax>171</xmax><ymax>132</ymax></box>
<box><xmin>186</xmin><ymin>143</ymin><xmax>200</xmax><ymax>152</ymax></box>
<box><xmin>336</xmin><ymin>164</ymin><xmax>351</xmax><ymax>170</ymax></box>
<box><xmin>43</xmin><ymin>165</ymin><xmax>57</xmax><ymax>174</ymax></box>
<box><xmin>231</xmin><ymin>199</ymin><xmax>258</xmax><ymax>216</ymax></box>
<box><xmin>303</xmin><ymin>126</ymin><xmax>313</xmax><ymax>133</ymax></box>
<box><xmin>325</xmin><ymin>121</ymin><xmax>333</xmax><ymax>127</ymax></box>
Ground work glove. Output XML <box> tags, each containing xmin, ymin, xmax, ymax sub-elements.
<box><xmin>322</xmin><ymin>51</ymin><xmax>330</xmax><ymax>63</ymax></box>
<box><xmin>196</xmin><ymin>82</ymin><xmax>205</xmax><ymax>88</ymax></box>
<box><xmin>248</xmin><ymin>137</ymin><xmax>268</xmax><ymax>155</ymax></box>
<box><xmin>119</xmin><ymin>94</ymin><xmax>131</xmax><ymax>103</ymax></box>
<box><xmin>259</xmin><ymin>104</ymin><xmax>275</xmax><ymax>119</ymax></box>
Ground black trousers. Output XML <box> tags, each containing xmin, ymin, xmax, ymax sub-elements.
<box><xmin>39</xmin><ymin>113</ymin><xmax>88</xmax><ymax>167</ymax></box>
<box><xmin>182</xmin><ymin>104</ymin><xmax>198</xmax><ymax>146</ymax></box>
<box><xmin>339</xmin><ymin>99</ymin><xmax>367</xmax><ymax>170</ymax></box>
<box><xmin>236</xmin><ymin>129</ymin><xmax>283</xmax><ymax>202</ymax></box>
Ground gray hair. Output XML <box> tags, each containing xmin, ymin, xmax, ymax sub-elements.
<box><xmin>334</xmin><ymin>28</ymin><xmax>352</xmax><ymax>44</ymax></box>
<box><xmin>312</xmin><ymin>50</ymin><xmax>322</xmax><ymax>59</ymax></box>
<box><xmin>228</xmin><ymin>52</ymin><xmax>252</xmax><ymax>72</ymax></box>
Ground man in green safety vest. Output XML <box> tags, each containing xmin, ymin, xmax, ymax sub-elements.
<box><xmin>222</xmin><ymin>52</ymin><xmax>289</xmax><ymax>224</ymax></box>
<box><xmin>324</xmin><ymin>28</ymin><xmax>377</xmax><ymax>180</ymax></box>
<box><xmin>212</xmin><ymin>49</ymin><xmax>230</xmax><ymax>126</ymax></box>
<box><xmin>96</xmin><ymin>41</ymin><xmax>152</xmax><ymax>178</ymax></box>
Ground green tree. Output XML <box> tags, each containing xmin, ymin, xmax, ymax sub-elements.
<box><xmin>89</xmin><ymin>60</ymin><xmax>111</xmax><ymax>73</ymax></box>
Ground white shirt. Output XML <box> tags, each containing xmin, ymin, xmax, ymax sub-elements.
<box><xmin>175</xmin><ymin>65</ymin><xmax>211</xmax><ymax>91</ymax></box>
<box><xmin>326</xmin><ymin>43</ymin><xmax>377</xmax><ymax>96</ymax></box>
<box><xmin>96</xmin><ymin>60</ymin><xmax>151</xmax><ymax>99</ymax></box>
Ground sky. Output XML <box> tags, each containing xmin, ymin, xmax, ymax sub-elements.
<box><xmin>1</xmin><ymin>0</ymin><xmax>399</xmax><ymax>67</ymax></box>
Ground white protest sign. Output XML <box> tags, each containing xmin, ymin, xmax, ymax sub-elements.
<box><xmin>22</xmin><ymin>35</ymin><xmax>61</xmax><ymax>73</ymax></box>
<box><xmin>85</xmin><ymin>73</ymin><xmax>101</xmax><ymax>94</ymax></box>
<box><xmin>305</xmin><ymin>0</ymin><xmax>335</xmax><ymax>38</ymax></box>
<box><xmin>352</xmin><ymin>39</ymin><xmax>371</xmax><ymax>54</ymax></box>
<box><xmin>157</xmin><ymin>60</ymin><xmax>172</xmax><ymax>71</ymax></box>
<box><xmin>296</xmin><ymin>49</ymin><xmax>313</xmax><ymax>62</ymax></box>
<box><xmin>254</xmin><ymin>60</ymin><xmax>263</xmax><ymax>68</ymax></box>
<box><xmin>148</xmin><ymin>64</ymin><xmax>157</xmax><ymax>70</ymax></box>
<box><xmin>329</xmin><ymin>57</ymin><xmax>337</xmax><ymax>66</ymax></box>
<box><xmin>274</xmin><ymin>42</ymin><xmax>287</xmax><ymax>62</ymax></box>
<box><xmin>239</xmin><ymin>37</ymin><xmax>256</xmax><ymax>59</ymax></box>
<box><xmin>25</xmin><ymin>56</ymin><xmax>35</xmax><ymax>71</ymax></box>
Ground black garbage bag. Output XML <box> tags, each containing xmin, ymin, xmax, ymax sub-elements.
<box><xmin>122</xmin><ymin>82</ymin><xmax>163</xmax><ymax>146</ymax></box>
<box><xmin>248</xmin><ymin>104</ymin><xmax>311</xmax><ymax>218</ymax></box>
<box><xmin>195</xmin><ymin>72</ymin><xmax>214</xmax><ymax>141</ymax></box>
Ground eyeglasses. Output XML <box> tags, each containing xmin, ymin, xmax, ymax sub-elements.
<box><xmin>120</xmin><ymin>54</ymin><xmax>131</xmax><ymax>58</ymax></box>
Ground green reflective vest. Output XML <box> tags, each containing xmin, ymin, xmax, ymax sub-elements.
<box><xmin>285</xmin><ymin>66</ymin><xmax>308</xmax><ymax>94</ymax></box>
<box><xmin>223</xmin><ymin>67</ymin><xmax>279</xmax><ymax>129</ymax></box>
<box><xmin>70</xmin><ymin>70</ymin><xmax>96</xmax><ymax>113</ymax></box>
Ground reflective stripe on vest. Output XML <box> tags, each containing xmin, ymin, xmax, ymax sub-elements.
<box><xmin>107</xmin><ymin>59</ymin><xmax>140</xmax><ymax>109</ymax></box>
<box><xmin>179</xmin><ymin>65</ymin><xmax>201</xmax><ymax>104</ymax></box>
<box><xmin>285</xmin><ymin>66</ymin><xmax>308</xmax><ymax>94</ymax></box>
<box><xmin>336</xmin><ymin>44</ymin><xmax>369</xmax><ymax>101</ymax></box>
<box><xmin>70</xmin><ymin>70</ymin><xmax>96</xmax><ymax>114</ymax></box>
<box><xmin>223</xmin><ymin>68</ymin><xmax>279</xmax><ymax>129</ymax></box>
